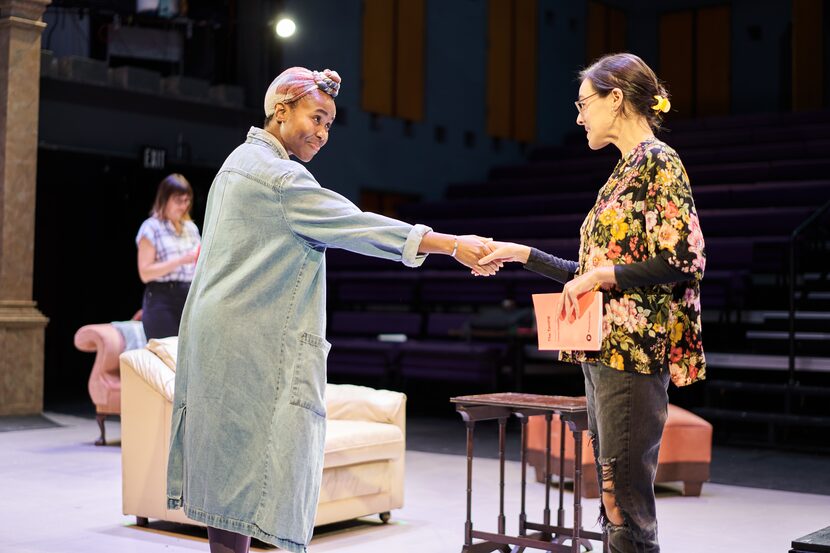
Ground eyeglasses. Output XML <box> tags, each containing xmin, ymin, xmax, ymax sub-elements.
<box><xmin>170</xmin><ymin>195</ymin><xmax>192</xmax><ymax>206</ymax></box>
<box><xmin>574</xmin><ymin>91</ymin><xmax>600</xmax><ymax>113</ymax></box>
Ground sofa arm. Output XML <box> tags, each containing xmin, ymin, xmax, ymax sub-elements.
<box><xmin>120</xmin><ymin>348</ymin><xmax>176</xmax><ymax>402</ymax></box>
<box><xmin>75</xmin><ymin>324</ymin><xmax>126</xmax><ymax>407</ymax></box>
<box><xmin>326</xmin><ymin>384</ymin><xmax>405</xmax><ymax>428</ymax></box>
<box><xmin>75</xmin><ymin>323</ymin><xmax>125</xmax><ymax>363</ymax></box>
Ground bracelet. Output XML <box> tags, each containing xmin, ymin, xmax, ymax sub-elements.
<box><xmin>450</xmin><ymin>236</ymin><xmax>459</xmax><ymax>258</ymax></box>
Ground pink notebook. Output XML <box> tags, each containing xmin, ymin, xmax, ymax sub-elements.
<box><xmin>532</xmin><ymin>291</ymin><xmax>603</xmax><ymax>351</ymax></box>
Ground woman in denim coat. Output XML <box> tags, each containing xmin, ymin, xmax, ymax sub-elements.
<box><xmin>166</xmin><ymin>67</ymin><xmax>500</xmax><ymax>553</ymax></box>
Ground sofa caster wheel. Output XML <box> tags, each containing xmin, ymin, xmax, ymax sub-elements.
<box><xmin>379</xmin><ymin>512</ymin><xmax>391</xmax><ymax>524</ymax></box>
<box><xmin>136</xmin><ymin>516</ymin><xmax>149</xmax><ymax>527</ymax></box>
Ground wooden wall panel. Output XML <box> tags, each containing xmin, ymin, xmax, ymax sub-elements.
<box><xmin>587</xmin><ymin>2</ymin><xmax>626</xmax><ymax>65</ymax></box>
<box><xmin>396</xmin><ymin>0</ymin><xmax>425</xmax><ymax>121</ymax></box>
<box><xmin>660</xmin><ymin>11</ymin><xmax>694</xmax><ymax>118</ymax></box>
<box><xmin>586</xmin><ymin>1</ymin><xmax>607</xmax><ymax>64</ymax></box>
<box><xmin>792</xmin><ymin>0</ymin><xmax>824</xmax><ymax>111</ymax></box>
<box><xmin>361</xmin><ymin>0</ymin><xmax>395</xmax><ymax>115</ymax></box>
<box><xmin>608</xmin><ymin>6</ymin><xmax>627</xmax><ymax>54</ymax></box>
<box><xmin>486</xmin><ymin>0</ymin><xmax>513</xmax><ymax>138</ymax></box>
<box><xmin>513</xmin><ymin>0</ymin><xmax>537</xmax><ymax>142</ymax></box>
<box><xmin>696</xmin><ymin>5</ymin><xmax>730</xmax><ymax>117</ymax></box>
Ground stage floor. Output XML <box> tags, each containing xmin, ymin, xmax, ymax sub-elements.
<box><xmin>1</xmin><ymin>412</ymin><xmax>827</xmax><ymax>553</ymax></box>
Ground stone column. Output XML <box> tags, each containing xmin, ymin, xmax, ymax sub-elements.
<box><xmin>0</xmin><ymin>0</ymin><xmax>50</xmax><ymax>416</ymax></box>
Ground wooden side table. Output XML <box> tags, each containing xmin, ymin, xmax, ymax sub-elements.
<box><xmin>451</xmin><ymin>393</ymin><xmax>606</xmax><ymax>553</ymax></box>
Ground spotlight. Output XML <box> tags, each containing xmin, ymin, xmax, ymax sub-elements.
<box><xmin>275</xmin><ymin>18</ymin><xmax>296</xmax><ymax>38</ymax></box>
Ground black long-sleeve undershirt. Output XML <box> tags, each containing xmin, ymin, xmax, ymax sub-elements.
<box><xmin>522</xmin><ymin>247</ymin><xmax>577</xmax><ymax>284</ymax></box>
<box><xmin>522</xmin><ymin>247</ymin><xmax>690</xmax><ymax>288</ymax></box>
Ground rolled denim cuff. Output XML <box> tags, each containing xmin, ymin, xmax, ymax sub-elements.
<box><xmin>401</xmin><ymin>224</ymin><xmax>433</xmax><ymax>267</ymax></box>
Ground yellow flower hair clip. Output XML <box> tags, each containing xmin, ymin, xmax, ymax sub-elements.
<box><xmin>652</xmin><ymin>95</ymin><xmax>671</xmax><ymax>113</ymax></box>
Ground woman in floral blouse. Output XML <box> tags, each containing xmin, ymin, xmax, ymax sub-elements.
<box><xmin>480</xmin><ymin>53</ymin><xmax>705</xmax><ymax>552</ymax></box>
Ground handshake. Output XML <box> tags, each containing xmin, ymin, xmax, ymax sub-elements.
<box><xmin>454</xmin><ymin>234</ymin><xmax>616</xmax><ymax>321</ymax></box>
<box><xmin>448</xmin><ymin>235</ymin><xmax>531</xmax><ymax>277</ymax></box>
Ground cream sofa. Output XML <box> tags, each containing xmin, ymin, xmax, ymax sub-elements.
<box><xmin>119</xmin><ymin>337</ymin><xmax>406</xmax><ymax>528</ymax></box>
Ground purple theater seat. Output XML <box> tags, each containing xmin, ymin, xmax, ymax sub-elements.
<box><xmin>513</xmin><ymin>271</ymin><xmax>564</xmax><ymax>306</ymax></box>
<box><xmin>329</xmin><ymin>271</ymin><xmax>418</xmax><ymax>305</ymax></box>
<box><xmin>326</xmin><ymin>336</ymin><xmax>399</xmax><ymax>384</ymax></box>
<box><xmin>326</xmin><ymin>248</ymin><xmax>392</xmax><ymax>271</ymax></box>
<box><xmin>421</xmin><ymin>214</ymin><xmax>584</xmax><ymax>241</ymax></box>
<box><xmin>398</xmin><ymin>340</ymin><xmax>505</xmax><ymax>388</ymax></box>
<box><xmin>694</xmin><ymin>180</ymin><xmax>830</xmax><ymax>210</ymax></box>
<box><xmin>419</xmin><ymin>270</ymin><xmax>513</xmax><ymax>305</ymax></box>
<box><xmin>329</xmin><ymin>311</ymin><xmax>422</xmax><ymax>337</ymax></box>
<box><xmin>769</xmin><ymin>159</ymin><xmax>830</xmax><ymax>180</ymax></box>
<box><xmin>327</xmin><ymin>311</ymin><xmax>423</xmax><ymax>385</ymax></box>
<box><xmin>698</xmin><ymin>206</ymin><xmax>814</xmax><ymax>236</ymax></box>
<box><xmin>400</xmin><ymin>191</ymin><xmax>596</xmax><ymax>220</ymax></box>
<box><xmin>425</xmin><ymin>312</ymin><xmax>471</xmax><ymax>339</ymax></box>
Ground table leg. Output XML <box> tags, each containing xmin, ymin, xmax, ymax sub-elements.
<box><xmin>558</xmin><ymin>419</ymin><xmax>566</xmax><ymax>528</ymax></box>
<box><xmin>551</xmin><ymin>418</ymin><xmax>568</xmax><ymax>546</ymax></box>
<box><xmin>543</xmin><ymin>413</ymin><xmax>552</xmax><ymax>542</ymax></box>
<box><xmin>498</xmin><ymin>417</ymin><xmax>507</xmax><ymax>535</ymax></box>
<box><xmin>465</xmin><ymin>420</ymin><xmax>476</xmax><ymax>547</ymax></box>
<box><xmin>572</xmin><ymin>429</ymin><xmax>583</xmax><ymax>553</ymax></box>
<box><xmin>519</xmin><ymin>416</ymin><xmax>528</xmax><ymax>536</ymax></box>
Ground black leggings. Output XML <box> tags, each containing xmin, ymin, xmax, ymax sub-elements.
<box><xmin>208</xmin><ymin>526</ymin><xmax>251</xmax><ymax>553</ymax></box>
<box><xmin>141</xmin><ymin>281</ymin><xmax>190</xmax><ymax>339</ymax></box>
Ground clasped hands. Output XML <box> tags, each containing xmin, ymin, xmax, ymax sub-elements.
<box><xmin>471</xmin><ymin>241</ymin><xmax>616</xmax><ymax>321</ymax></box>
<box><xmin>452</xmin><ymin>235</ymin><xmax>503</xmax><ymax>276</ymax></box>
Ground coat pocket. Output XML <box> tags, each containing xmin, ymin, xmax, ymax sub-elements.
<box><xmin>289</xmin><ymin>332</ymin><xmax>331</xmax><ymax>417</ymax></box>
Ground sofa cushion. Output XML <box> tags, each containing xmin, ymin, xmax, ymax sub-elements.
<box><xmin>324</xmin><ymin>419</ymin><xmax>404</xmax><ymax>468</ymax></box>
<box><xmin>326</xmin><ymin>383</ymin><xmax>404</xmax><ymax>424</ymax></box>
<box><xmin>146</xmin><ymin>337</ymin><xmax>179</xmax><ymax>372</ymax></box>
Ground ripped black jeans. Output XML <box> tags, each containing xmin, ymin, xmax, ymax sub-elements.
<box><xmin>582</xmin><ymin>361</ymin><xmax>670</xmax><ymax>553</ymax></box>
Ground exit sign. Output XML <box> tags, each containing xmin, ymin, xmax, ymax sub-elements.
<box><xmin>142</xmin><ymin>147</ymin><xmax>166</xmax><ymax>169</ymax></box>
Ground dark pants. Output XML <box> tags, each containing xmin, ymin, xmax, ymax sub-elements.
<box><xmin>582</xmin><ymin>361</ymin><xmax>670</xmax><ymax>553</ymax></box>
<box><xmin>207</xmin><ymin>526</ymin><xmax>251</xmax><ymax>553</ymax></box>
<box><xmin>141</xmin><ymin>281</ymin><xmax>190</xmax><ymax>340</ymax></box>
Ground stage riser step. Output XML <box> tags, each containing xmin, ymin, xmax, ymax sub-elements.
<box><xmin>739</xmin><ymin>341</ymin><xmax>830</xmax><ymax>357</ymax></box>
<box><xmin>703</xmin><ymin>352</ymin><xmax>830</xmax><ymax>373</ymax></box>
<box><xmin>791</xmin><ymin>526</ymin><xmax>830</xmax><ymax>553</ymax></box>
<box><xmin>747</xmin><ymin>331</ymin><xmax>830</xmax><ymax>341</ymax></box>
<box><xmin>702</xmin><ymin>397</ymin><xmax>830</xmax><ymax>418</ymax></box>
<box><xmin>705</xmin><ymin>381</ymin><xmax>830</xmax><ymax>396</ymax></box>
<box><xmin>743</xmin><ymin>343</ymin><xmax>830</xmax><ymax>356</ymax></box>
<box><xmin>694</xmin><ymin>407</ymin><xmax>830</xmax><ymax>427</ymax></box>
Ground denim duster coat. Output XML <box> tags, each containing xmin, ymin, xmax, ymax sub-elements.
<box><xmin>167</xmin><ymin>127</ymin><xmax>430</xmax><ymax>552</ymax></box>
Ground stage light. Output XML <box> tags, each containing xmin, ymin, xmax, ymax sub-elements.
<box><xmin>275</xmin><ymin>18</ymin><xmax>296</xmax><ymax>38</ymax></box>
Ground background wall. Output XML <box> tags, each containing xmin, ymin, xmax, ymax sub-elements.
<box><xmin>245</xmin><ymin>0</ymin><xmax>535</xmax><ymax>202</ymax></box>
<box><xmin>36</xmin><ymin>1</ymin><xmax>816</xmax><ymax>204</ymax></box>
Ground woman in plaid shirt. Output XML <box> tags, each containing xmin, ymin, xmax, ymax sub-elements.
<box><xmin>136</xmin><ymin>173</ymin><xmax>201</xmax><ymax>339</ymax></box>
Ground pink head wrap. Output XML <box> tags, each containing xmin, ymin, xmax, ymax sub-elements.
<box><xmin>263</xmin><ymin>67</ymin><xmax>341</xmax><ymax>117</ymax></box>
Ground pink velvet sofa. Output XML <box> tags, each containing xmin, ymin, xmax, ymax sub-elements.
<box><xmin>73</xmin><ymin>311</ymin><xmax>144</xmax><ymax>444</ymax></box>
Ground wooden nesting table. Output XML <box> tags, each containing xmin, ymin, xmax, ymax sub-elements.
<box><xmin>451</xmin><ymin>393</ymin><xmax>606</xmax><ymax>553</ymax></box>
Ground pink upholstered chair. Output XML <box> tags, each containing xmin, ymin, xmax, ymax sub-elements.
<box><xmin>73</xmin><ymin>311</ymin><xmax>144</xmax><ymax>445</ymax></box>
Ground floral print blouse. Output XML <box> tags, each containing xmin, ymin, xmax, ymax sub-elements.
<box><xmin>561</xmin><ymin>137</ymin><xmax>706</xmax><ymax>387</ymax></box>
